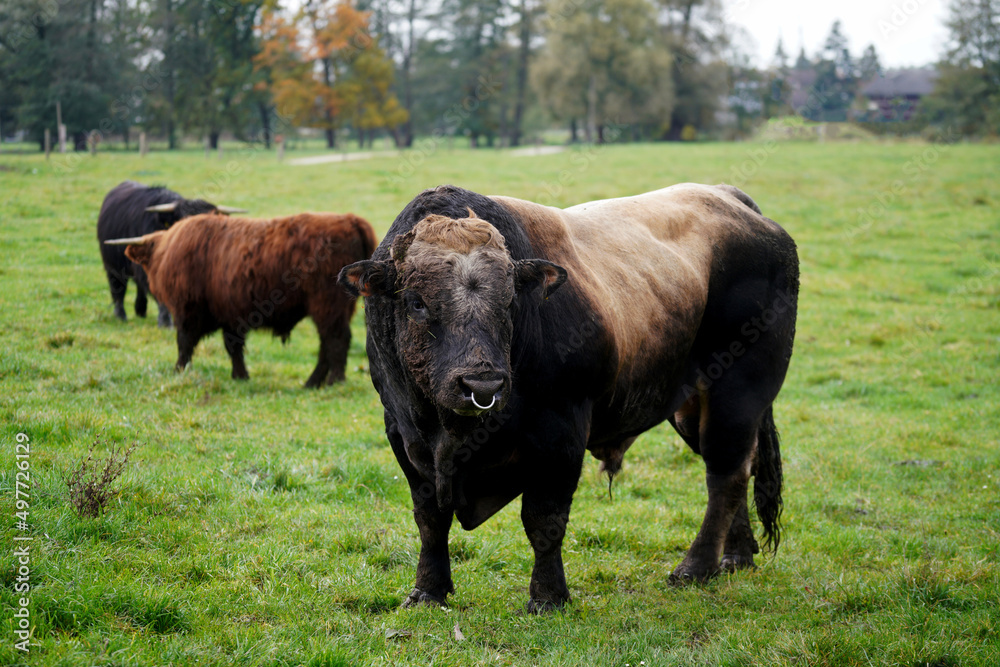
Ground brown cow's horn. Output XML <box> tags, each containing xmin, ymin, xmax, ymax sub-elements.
<box><xmin>104</xmin><ymin>236</ymin><xmax>150</xmax><ymax>245</ymax></box>
<box><xmin>145</xmin><ymin>203</ymin><xmax>178</xmax><ymax>212</ymax></box>
<box><xmin>216</xmin><ymin>206</ymin><xmax>248</xmax><ymax>214</ymax></box>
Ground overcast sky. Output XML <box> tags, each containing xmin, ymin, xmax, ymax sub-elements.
<box><xmin>724</xmin><ymin>0</ymin><xmax>950</xmax><ymax>69</ymax></box>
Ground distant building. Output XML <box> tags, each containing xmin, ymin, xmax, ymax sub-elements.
<box><xmin>785</xmin><ymin>68</ymin><xmax>818</xmax><ymax>116</ymax></box>
<box><xmin>860</xmin><ymin>67</ymin><xmax>938</xmax><ymax>121</ymax></box>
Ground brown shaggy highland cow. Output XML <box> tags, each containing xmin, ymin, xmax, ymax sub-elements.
<box><xmin>109</xmin><ymin>212</ymin><xmax>377</xmax><ymax>387</ymax></box>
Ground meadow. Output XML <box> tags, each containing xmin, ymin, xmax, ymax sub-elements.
<box><xmin>1</xmin><ymin>139</ymin><xmax>998</xmax><ymax>666</ymax></box>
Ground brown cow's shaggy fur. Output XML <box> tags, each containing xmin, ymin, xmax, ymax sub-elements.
<box><xmin>125</xmin><ymin>212</ymin><xmax>376</xmax><ymax>387</ymax></box>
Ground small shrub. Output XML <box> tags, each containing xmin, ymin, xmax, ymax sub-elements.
<box><xmin>64</xmin><ymin>434</ymin><xmax>139</xmax><ymax>518</ymax></box>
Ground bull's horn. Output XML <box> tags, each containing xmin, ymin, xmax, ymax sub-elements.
<box><xmin>146</xmin><ymin>203</ymin><xmax>178</xmax><ymax>212</ymax></box>
<box><xmin>216</xmin><ymin>206</ymin><xmax>248</xmax><ymax>214</ymax></box>
<box><xmin>104</xmin><ymin>236</ymin><xmax>150</xmax><ymax>245</ymax></box>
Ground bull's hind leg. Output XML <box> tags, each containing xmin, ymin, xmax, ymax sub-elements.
<box><xmin>671</xmin><ymin>404</ymin><xmax>759</xmax><ymax>583</ymax></box>
<box><xmin>106</xmin><ymin>270</ymin><xmax>128</xmax><ymax>321</ymax></box>
<box><xmin>222</xmin><ymin>327</ymin><xmax>249</xmax><ymax>380</ymax></box>
<box><xmin>133</xmin><ymin>269</ymin><xmax>152</xmax><ymax>319</ymax></box>
<box><xmin>720</xmin><ymin>497</ymin><xmax>759</xmax><ymax>572</ymax></box>
<box><xmin>134</xmin><ymin>286</ymin><xmax>148</xmax><ymax>318</ymax></box>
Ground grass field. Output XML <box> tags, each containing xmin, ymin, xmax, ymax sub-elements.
<box><xmin>1</xmin><ymin>140</ymin><xmax>998</xmax><ymax>666</ymax></box>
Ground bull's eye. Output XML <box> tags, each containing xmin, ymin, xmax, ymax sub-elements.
<box><xmin>406</xmin><ymin>294</ymin><xmax>429</xmax><ymax>322</ymax></box>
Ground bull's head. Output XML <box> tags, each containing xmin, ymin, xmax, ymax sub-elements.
<box><xmin>340</xmin><ymin>210</ymin><xmax>566</xmax><ymax>418</ymax></box>
<box><xmin>104</xmin><ymin>231</ymin><xmax>166</xmax><ymax>270</ymax></box>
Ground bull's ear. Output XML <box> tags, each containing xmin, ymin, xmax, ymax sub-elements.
<box><xmin>390</xmin><ymin>229</ymin><xmax>417</xmax><ymax>262</ymax></box>
<box><xmin>514</xmin><ymin>259</ymin><xmax>567</xmax><ymax>299</ymax></box>
<box><xmin>339</xmin><ymin>260</ymin><xmax>393</xmax><ymax>297</ymax></box>
<box><xmin>121</xmin><ymin>234</ymin><xmax>161</xmax><ymax>267</ymax></box>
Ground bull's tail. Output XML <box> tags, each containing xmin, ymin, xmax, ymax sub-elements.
<box><xmin>753</xmin><ymin>405</ymin><xmax>783</xmax><ymax>553</ymax></box>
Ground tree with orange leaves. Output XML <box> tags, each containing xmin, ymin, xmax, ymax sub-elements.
<box><xmin>254</xmin><ymin>0</ymin><xmax>406</xmax><ymax>149</ymax></box>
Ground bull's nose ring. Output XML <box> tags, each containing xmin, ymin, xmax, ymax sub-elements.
<box><xmin>471</xmin><ymin>394</ymin><xmax>497</xmax><ymax>410</ymax></box>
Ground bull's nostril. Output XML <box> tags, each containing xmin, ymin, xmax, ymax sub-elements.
<box><xmin>460</xmin><ymin>376</ymin><xmax>504</xmax><ymax>409</ymax></box>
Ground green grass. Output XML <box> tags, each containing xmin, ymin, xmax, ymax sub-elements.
<box><xmin>1</xmin><ymin>140</ymin><xmax>999</xmax><ymax>666</ymax></box>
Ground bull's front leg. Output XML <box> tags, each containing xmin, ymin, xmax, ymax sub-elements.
<box><xmin>521</xmin><ymin>488</ymin><xmax>574</xmax><ymax>612</ymax></box>
<box><xmin>386</xmin><ymin>421</ymin><xmax>455</xmax><ymax>607</ymax></box>
<box><xmin>403</xmin><ymin>483</ymin><xmax>454</xmax><ymax>607</ymax></box>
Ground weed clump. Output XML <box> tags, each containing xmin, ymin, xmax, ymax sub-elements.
<box><xmin>64</xmin><ymin>434</ymin><xmax>139</xmax><ymax>518</ymax></box>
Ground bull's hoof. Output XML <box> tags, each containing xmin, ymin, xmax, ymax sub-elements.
<box><xmin>669</xmin><ymin>561</ymin><xmax>719</xmax><ymax>585</ymax></box>
<box><xmin>401</xmin><ymin>588</ymin><xmax>447</xmax><ymax>609</ymax></box>
<box><xmin>232</xmin><ymin>371</ymin><xmax>249</xmax><ymax>381</ymax></box>
<box><xmin>157</xmin><ymin>315</ymin><xmax>173</xmax><ymax>329</ymax></box>
<box><xmin>525</xmin><ymin>597</ymin><xmax>567</xmax><ymax>614</ymax></box>
<box><xmin>719</xmin><ymin>553</ymin><xmax>756</xmax><ymax>573</ymax></box>
<box><xmin>114</xmin><ymin>306</ymin><xmax>127</xmax><ymax>321</ymax></box>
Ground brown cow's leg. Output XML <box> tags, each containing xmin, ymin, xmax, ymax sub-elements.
<box><xmin>306</xmin><ymin>315</ymin><xmax>350</xmax><ymax>388</ymax></box>
<box><xmin>324</xmin><ymin>325</ymin><xmax>351</xmax><ymax>385</ymax></box>
<box><xmin>720</xmin><ymin>497</ymin><xmax>758</xmax><ymax>572</ymax></box>
<box><xmin>156</xmin><ymin>302</ymin><xmax>173</xmax><ymax>329</ymax></box>
<box><xmin>304</xmin><ymin>351</ymin><xmax>330</xmax><ymax>389</ymax></box>
<box><xmin>222</xmin><ymin>328</ymin><xmax>249</xmax><ymax>380</ymax></box>
<box><xmin>175</xmin><ymin>325</ymin><xmax>198</xmax><ymax>371</ymax></box>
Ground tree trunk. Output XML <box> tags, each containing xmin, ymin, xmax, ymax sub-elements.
<box><xmin>209</xmin><ymin>130</ymin><xmax>220</xmax><ymax>150</ymax></box>
<box><xmin>401</xmin><ymin>0</ymin><xmax>417</xmax><ymax>147</ymax></box>
<box><xmin>259</xmin><ymin>102</ymin><xmax>271</xmax><ymax>148</ymax></box>
<box><xmin>569</xmin><ymin>118</ymin><xmax>578</xmax><ymax>143</ymax></box>
<box><xmin>164</xmin><ymin>0</ymin><xmax>177</xmax><ymax>149</ymax></box>
<box><xmin>586</xmin><ymin>75</ymin><xmax>598</xmax><ymax>142</ymax></box>
<box><xmin>321</xmin><ymin>57</ymin><xmax>336</xmax><ymax>149</ymax></box>
<box><xmin>511</xmin><ymin>0</ymin><xmax>531</xmax><ymax>147</ymax></box>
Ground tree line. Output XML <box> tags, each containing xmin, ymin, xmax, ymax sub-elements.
<box><xmin>0</xmin><ymin>0</ymin><xmax>995</xmax><ymax>152</ymax></box>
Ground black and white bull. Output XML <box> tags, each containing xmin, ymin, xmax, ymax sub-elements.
<box><xmin>96</xmin><ymin>181</ymin><xmax>245</xmax><ymax>326</ymax></box>
<box><xmin>339</xmin><ymin>184</ymin><xmax>799</xmax><ymax>611</ymax></box>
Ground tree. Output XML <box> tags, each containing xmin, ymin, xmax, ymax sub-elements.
<box><xmin>0</xmin><ymin>0</ymin><xmax>126</xmax><ymax>150</ymax></box>
<box><xmin>772</xmin><ymin>36</ymin><xmax>788</xmax><ymax>71</ymax></box>
<box><xmin>655</xmin><ymin>0</ymin><xmax>731</xmax><ymax>140</ymax></box>
<box><xmin>533</xmin><ymin>0</ymin><xmax>674</xmax><ymax>142</ymax></box>
<box><xmin>803</xmin><ymin>21</ymin><xmax>858</xmax><ymax>122</ymax></box>
<box><xmin>858</xmin><ymin>44</ymin><xmax>882</xmax><ymax>81</ymax></box>
<box><xmin>338</xmin><ymin>37</ymin><xmax>409</xmax><ymax>146</ymax></box>
<box><xmin>255</xmin><ymin>1</ymin><xmax>407</xmax><ymax>147</ymax></box>
<box><xmin>924</xmin><ymin>0</ymin><xmax>1000</xmax><ymax>135</ymax></box>
<box><xmin>254</xmin><ymin>9</ymin><xmax>326</xmax><ymax>130</ymax></box>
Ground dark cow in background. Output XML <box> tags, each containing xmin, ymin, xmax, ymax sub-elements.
<box><xmin>108</xmin><ymin>212</ymin><xmax>376</xmax><ymax>387</ymax></box>
<box><xmin>340</xmin><ymin>184</ymin><xmax>798</xmax><ymax>611</ymax></box>
<box><xmin>96</xmin><ymin>181</ymin><xmax>246</xmax><ymax>327</ymax></box>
